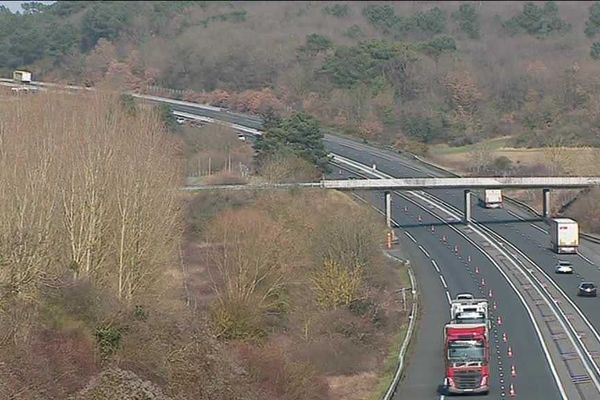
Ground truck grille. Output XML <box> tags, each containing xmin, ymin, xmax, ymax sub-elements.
<box><xmin>454</xmin><ymin>370</ymin><xmax>482</xmax><ymax>389</ymax></box>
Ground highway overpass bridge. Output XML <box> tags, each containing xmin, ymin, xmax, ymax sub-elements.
<box><xmin>185</xmin><ymin>175</ymin><xmax>600</xmax><ymax>225</ymax></box>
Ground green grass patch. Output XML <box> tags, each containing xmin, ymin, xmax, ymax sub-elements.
<box><xmin>429</xmin><ymin>136</ymin><xmax>512</xmax><ymax>156</ymax></box>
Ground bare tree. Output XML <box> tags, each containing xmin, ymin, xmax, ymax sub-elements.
<box><xmin>0</xmin><ymin>91</ymin><xmax>183</xmax><ymax>315</ymax></box>
<box><xmin>469</xmin><ymin>141</ymin><xmax>493</xmax><ymax>174</ymax></box>
<box><xmin>543</xmin><ymin>136</ymin><xmax>573</xmax><ymax>176</ymax></box>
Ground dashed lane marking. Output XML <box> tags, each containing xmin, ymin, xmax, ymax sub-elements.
<box><xmin>418</xmin><ymin>245</ymin><xmax>430</xmax><ymax>258</ymax></box>
<box><xmin>439</xmin><ymin>275</ymin><xmax>448</xmax><ymax>289</ymax></box>
<box><xmin>404</xmin><ymin>231</ymin><xmax>417</xmax><ymax>243</ymax></box>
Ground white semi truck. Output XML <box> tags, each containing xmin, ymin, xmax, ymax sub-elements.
<box><xmin>550</xmin><ymin>218</ymin><xmax>579</xmax><ymax>254</ymax></box>
<box><xmin>482</xmin><ymin>189</ymin><xmax>503</xmax><ymax>209</ymax></box>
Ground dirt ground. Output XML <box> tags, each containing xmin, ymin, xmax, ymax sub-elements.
<box><xmin>429</xmin><ymin>143</ymin><xmax>600</xmax><ymax>176</ymax></box>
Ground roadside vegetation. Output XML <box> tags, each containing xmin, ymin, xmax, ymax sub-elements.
<box><xmin>0</xmin><ymin>88</ymin><xmax>409</xmax><ymax>398</ymax></box>
<box><xmin>5</xmin><ymin>1</ymin><xmax>600</xmax><ymax>152</ymax></box>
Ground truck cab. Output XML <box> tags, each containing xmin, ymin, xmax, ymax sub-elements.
<box><xmin>444</xmin><ymin>324</ymin><xmax>490</xmax><ymax>394</ymax></box>
<box><xmin>444</xmin><ymin>298</ymin><xmax>490</xmax><ymax>395</ymax></box>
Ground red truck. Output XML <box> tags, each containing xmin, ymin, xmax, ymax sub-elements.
<box><xmin>444</xmin><ymin>296</ymin><xmax>490</xmax><ymax>395</ymax></box>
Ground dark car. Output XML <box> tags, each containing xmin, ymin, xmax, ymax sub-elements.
<box><xmin>578</xmin><ymin>282</ymin><xmax>597</xmax><ymax>297</ymax></box>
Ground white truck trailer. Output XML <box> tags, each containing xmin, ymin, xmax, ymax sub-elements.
<box><xmin>482</xmin><ymin>189</ymin><xmax>503</xmax><ymax>209</ymax></box>
<box><xmin>13</xmin><ymin>70</ymin><xmax>32</xmax><ymax>83</ymax></box>
<box><xmin>450</xmin><ymin>297</ymin><xmax>489</xmax><ymax>325</ymax></box>
<box><xmin>550</xmin><ymin>218</ymin><xmax>579</xmax><ymax>254</ymax></box>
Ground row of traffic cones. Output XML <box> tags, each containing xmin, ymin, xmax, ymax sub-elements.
<box><xmin>424</xmin><ymin>217</ymin><xmax>518</xmax><ymax>397</ymax></box>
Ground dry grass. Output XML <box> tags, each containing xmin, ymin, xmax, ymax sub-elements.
<box><xmin>429</xmin><ymin>141</ymin><xmax>600</xmax><ymax>176</ymax></box>
<box><xmin>327</xmin><ymin>373</ymin><xmax>379</xmax><ymax>400</ymax></box>
<box><xmin>185</xmin><ymin>189</ymin><xmax>408</xmax><ymax>400</ymax></box>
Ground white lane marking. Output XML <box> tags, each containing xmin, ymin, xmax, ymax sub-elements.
<box><xmin>439</xmin><ymin>275</ymin><xmax>448</xmax><ymax>289</ymax></box>
<box><xmin>529</xmin><ymin>223</ymin><xmax>548</xmax><ymax>234</ymax></box>
<box><xmin>419</xmin><ymin>245</ymin><xmax>430</xmax><ymax>258</ymax></box>
<box><xmin>445</xmin><ymin>291</ymin><xmax>451</xmax><ymax>305</ymax></box>
<box><xmin>579</xmin><ymin>252</ymin><xmax>596</xmax><ymax>265</ymax></box>
<box><xmin>405</xmin><ymin>231</ymin><xmax>417</xmax><ymax>243</ymax></box>
<box><xmin>431</xmin><ymin>259</ymin><xmax>440</xmax><ymax>273</ymax></box>
<box><xmin>506</xmin><ymin>209</ymin><xmax>523</xmax><ymax>219</ymax></box>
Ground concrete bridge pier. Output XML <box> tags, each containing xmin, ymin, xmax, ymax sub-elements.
<box><xmin>543</xmin><ymin>188</ymin><xmax>550</xmax><ymax>219</ymax></box>
<box><xmin>464</xmin><ymin>190</ymin><xmax>471</xmax><ymax>224</ymax></box>
<box><xmin>385</xmin><ymin>191</ymin><xmax>392</xmax><ymax>228</ymax></box>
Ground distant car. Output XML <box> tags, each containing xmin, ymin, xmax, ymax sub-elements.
<box><xmin>455</xmin><ymin>293</ymin><xmax>474</xmax><ymax>301</ymax></box>
<box><xmin>555</xmin><ymin>261</ymin><xmax>574</xmax><ymax>274</ymax></box>
<box><xmin>175</xmin><ymin>117</ymin><xmax>185</xmax><ymax>125</ymax></box>
<box><xmin>578</xmin><ymin>282</ymin><xmax>597</xmax><ymax>297</ymax></box>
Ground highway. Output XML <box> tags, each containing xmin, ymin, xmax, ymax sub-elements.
<box><xmin>327</xmin><ymin>136</ymin><xmax>600</xmax><ymax>399</ymax></box>
<box><xmin>331</xmin><ymin>156</ymin><xmax>563</xmax><ymax>399</ymax></box>
<box><xmin>155</xmin><ymin>98</ymin><xmax>600</xmax><ymax>399</ymax></box>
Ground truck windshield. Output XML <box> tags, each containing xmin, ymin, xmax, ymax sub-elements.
<box><xmin>448</xmin><ymin>341</ymin><xmax>485</xmax><ymax>362</ymax></box>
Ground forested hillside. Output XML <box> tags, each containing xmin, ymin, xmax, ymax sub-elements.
<box><xmin>3</xmin><ymin>1</ymin><xmax>600</xmax><ymax>150</ymax></box>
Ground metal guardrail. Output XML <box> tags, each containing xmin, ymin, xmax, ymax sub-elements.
<box><xmin>382</xmin><ymin>255</ymin><xmax>418</xmax><ymax>400</ymax></box>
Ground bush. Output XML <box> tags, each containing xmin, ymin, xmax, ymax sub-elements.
<box><xmin>362</xmin><ymin>5</ymin><xmax>407</xmax><ymax>36</ymax></box>
<box><xmin>210</xmin><ymin>298</ymin><xmax>267</xmax><ymax>340</ymax></box>
<box><xmin>363</xmin><ymin>5</ymin><xmax>446</xmax><ymax>36</ymax></box>
<box><xmin>400</xmin><ymin>113</ymin><xmax>447</xmax><ymax>143</ymax></box>
<box><xmin>503</xmin><ymin>1</ymin><xmax>570</xmax><ymax>37</ymax></box>
<box><xmin>239</xmin><ymin>343</ymin><xmax>330</xmax><ymax>400</ymax></box>
<box><xmin>493</xmin><ymin>155</ymin><xmax>513</xmax><ymax>173</ymax></box>
<box><xmin>591</xmin><ymin>42</ymin><xmax>600</xmax><ymax>60</ymax></box>
<box><xmin>452</xmin><ymin>3</ymin><xmax>480</xmax><ymax>39</ymax></box>
<box><xmin>585</xmin><ymin>2</ymin><xmax>600</xmax><ymax>37</ymax></box>
<box><xmin>323</xmin><ymin>4</ymin><xmax>350</xmax><ymax>18</ymax></box>
<box><xmin>412</xmin><ymin>7</ymin><xmax>447</xmax><ymax>34</ymax></box>
<box><xmin>312</xmin><ymin>259</ymin><xmax>364</xmax><ymax>310</ymax></box>
<box><xmin>394</xmin><ymin>138</ymin><xmax>429</xmax><ymax>156</ymax></box>
<box><xmin>95</xmin><ymin>325</ymin><xmax>124</xmax><ymax>360</ymax></box>
<box><xmin>344</xmin><ymin>24</ymin><xmax>364</xmax><ymax>39</ymax></box>
<box><xmin>299</xmin><ymin>33</ymin><xmax>333</xmax><ymax>56</ymax></box>
<box><xmin>321</xmin><ymin>40</ymin><xmax>419</xmax><ymax>97</ymax></box>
